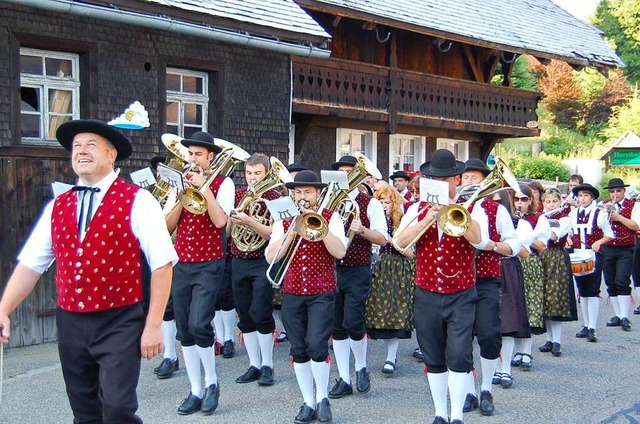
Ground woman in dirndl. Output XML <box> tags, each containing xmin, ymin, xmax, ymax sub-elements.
<box><xmin>538</xmin><ymin>188</ymin><xmax>578</xmax><ymax>357</ymax></box>
<box><xmin>511</xmin><ymin>184</ymin><xmax>550</xmax><ymax>370</ymax></box>
<box><xmin>365</xmin><ymin>185</ymin><xmax>415</xmax><ymax>375</ymax></box>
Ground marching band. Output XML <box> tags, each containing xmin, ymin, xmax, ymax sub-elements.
<box><xmin>2</xmin><ymin>120</ymin><xmax>640</xmax><ymax>424</ymax></box>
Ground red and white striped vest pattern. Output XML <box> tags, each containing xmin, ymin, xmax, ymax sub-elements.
<box><xmin>414</xmin><ymin>202</ymin><xmax>476</xmax><ymax>293</ymax></box>
<box><xmin>338</xmin><ymin>192</ymin><xmax>372</xmax><ymax>267</ymax></box>
<box><xmin>473</xmin><ymin>199</ymin><xmax>501</xmax><ymax>279</ymax></box>
<box><xmin>282</xmin><ymin>209</ymin><xmax>337</xmax><ymax>295</ymax></box>
<box><xmin>606</xmin><ymin>198</ymin><xmax>636</xmax><ymax>247</ymax></box>
<box><xmin>174</xmin><ymin>177</ymin><xmax>226</xmax><ymax>262</ymax></box>
<box><xmin>51</xmin><ymin>178</ymin><xmax>142</xmax><ymax>313</ymax></box>
<box><xmin>230</xmin><ymin>187</ymin><xmax>281</xmax><ymax>258</ymax></box>
<box><xmin>572</xmin><ymin>208</ymin><xmax>604</xmax><ymax>249</ymax></box>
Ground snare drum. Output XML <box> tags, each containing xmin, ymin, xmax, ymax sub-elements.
<box><xmin>569</xmin><ymin>251</ymin><xmax>595</xmax><ymax>276</ymax></box>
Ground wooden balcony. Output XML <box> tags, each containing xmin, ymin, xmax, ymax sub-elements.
<box><xmin>292</xmin><ymin>57</ymin><xmax>541</xmax><ymax>137</ymax></box>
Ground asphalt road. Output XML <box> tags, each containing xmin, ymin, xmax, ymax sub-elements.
<box><xmin>0</xmin><ymin>298</ymin><xmax>639</xmax><ymax>424</ymax></box>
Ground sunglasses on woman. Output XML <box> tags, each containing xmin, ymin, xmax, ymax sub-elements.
<box><xmin>514</xmin><ymin>196</ymin><xmax>530</xmax><ymax>202</ymax></box>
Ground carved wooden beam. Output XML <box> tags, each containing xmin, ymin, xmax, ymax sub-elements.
<box><xmin>462</xmin><ymin>44</ymin><xmax>484</xmax><ymax>83</ymax></box>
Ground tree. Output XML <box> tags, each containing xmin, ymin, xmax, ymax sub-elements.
<box><xmin>603</xmin><ymin>88</ymin><xmax>640</xmax><ymax>140</ymax></box>
<box><xmin>536</xmin><ymin>61</ymin><xmax>583</xmax><ymax>130</ymax></box>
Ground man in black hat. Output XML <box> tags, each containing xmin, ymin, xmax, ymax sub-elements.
<box><xmin>395</xmin><ymin>149</ymin><xmax>487</xmax><ymax>424</ymax></box>
<box><xmin>328</xmin><ymin>155</ymin><xmax>387</xmax><ymax>399</ymax></box>
<box><xmin>569</xmin><ymin>183</ymin><xmax>613</xmax><ymax>342</ymax></box>
<box><xmin>0</xmin><ymin>119</ymin><xmax>178</xmax><ymax>423</ymax></box>
<box><xmin>460</xmin><ymin>159</ymin><xmax>518</xmax><ymax>416</ymax></box>
<box><xmin>266</xmin><ymin>170</ymin><xmax>347</xmax><ymax>424</ymax></box>
<box><xmin>390</xmin><ymin>170</ymin><xmax>413</xmax><ymax>202</ymax></box>
<box><xmin>601</xmin><ymin>178</ymin><xmax>640</xmax><ymax>331</ymax></box>
<box><xmin>165</xmin><ymin>131</ymin><xmax>236</xmax><ymax>416</ymax></box>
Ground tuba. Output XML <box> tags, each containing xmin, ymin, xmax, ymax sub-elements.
<box><xmin>230</xmin><ymin>157</ymin><xmax>293</xmax><ymax>252</ymax></box>
<box><xmin>151</xmin><ymin>133</ymin><xmax>190</xmax><ymax>207</ymax></box>
<box><xmin>178</xmin><ymin>139</ymin><xmax>250</xmax><ymax>215</ymax></box>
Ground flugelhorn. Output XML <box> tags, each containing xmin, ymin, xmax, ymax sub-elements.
<box><xmin>151</xmin><ymin>133</ymin><xmax>190</xmax><ymax>207</ymax></box>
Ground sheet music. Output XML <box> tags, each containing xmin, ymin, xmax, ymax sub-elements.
<box><xmin>266</xmin><ymin>197</ymin><xmax>301</xmax><ymax>222</ymax></box>
<box><xmin>157</xmin><ymin>163</ymin><xmax>185</xmax><ymax>192</ymax></box>
<box><xmin>419</xmin><ymin>178</ymin><xmax>450</xmax><ymax>205</ymax></box>
<box><xmin>130</xmin><ymin>167</ymin><xmax>156</xmax><ymax>189</ymax></box>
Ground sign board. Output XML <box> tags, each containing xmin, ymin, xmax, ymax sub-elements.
<box><xmin>611</xmin><ymin>149</ymin><xmax>640</xmax><ymax>166</ymax></box>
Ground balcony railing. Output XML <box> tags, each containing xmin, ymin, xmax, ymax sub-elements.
<box><xmin>292</xmin><ymin>57</ymin><xmax>540</xmax><ymax>135</ymax></box>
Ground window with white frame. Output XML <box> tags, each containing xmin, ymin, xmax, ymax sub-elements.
<box><xmin>20</xmin><ymin>48</ymin><xmax>80</xmax><ymax>144</ymax></box>
<box><xmin>166</xmin><ymin>68</ymin><xmax>208</xmax><ymax>138</ymax></box>
<box><xmin>436</xmin><ymin>138</ymin><xmax>469</xmax><ymax>161</ymax></box>
<box><xmin>336</xmin><ymin>128</ymin><xmax>377</xmax><ymax>162</ymax></box>
<box><xmin>389</xmin><ymin>134</ymin><xmax>425</xmax><ymax>175</ymax></box>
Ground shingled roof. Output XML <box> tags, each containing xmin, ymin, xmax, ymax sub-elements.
<box><xmin>295</xmin><ymin>0</ymin><xmax>622</xmax><ymax>69</ymax></box>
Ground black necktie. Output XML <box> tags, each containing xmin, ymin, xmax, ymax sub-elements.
<box><xmin>72</xmin><ymin>186</ymin><xmax>101</xmax><ymax>234</ymax></box>
<box><xmin>578</xmin><ymin>209</ymin><xmax>585</xmax><ymax>221</ymax></box>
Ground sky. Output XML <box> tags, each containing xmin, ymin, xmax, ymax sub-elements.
<box><xmin>552</xmin><ymin>0</ymin><xmax>600</xmax><ymax>21</ymax></box>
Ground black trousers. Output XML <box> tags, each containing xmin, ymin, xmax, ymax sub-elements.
<box><xmin>56</xmin><ymin>304</ymin><xmax>145</xmax><ymax>424</ymax></box>
<box><xmin>575</xmin><ymin>251</ymin><xmax>603</xmax><ymax>298</ymax></box>
<box><xmin>474</xmin><ymin>277</ymin><xmax>502</xmax><ymax>360</ymax></box>
<box><xmin>603</xmin><ymin>245</ymin><xmax>634</xmax><ymax>296</ymax></box>
<box><xmin>333</xmin><ymin>265</ymin><xmax>371</xmax><ymax>340</ymax></box>
<box><xmin>633</xmin><ymin>238</ymin><xmax>640</xmax><ymax>288</ymax></box>
<box><xmin>232</xmin><ymin>257</ymin><xmax>275</xmax><ymax>334</ymax></box>
<box><xmin>217</xmin><ymin>254</ymin><xmax>235</xmax><ymax>312</ymax></box>
<box><xmin>282</xmin><ymin>291</ymin><xmax>335</xmax><ymax>363</ymax></box>
<box><xmin>414</xmin><ymin>286</ymin><xmax>476</xmax><ymax>373</ymax></box>
<box><xmin>172</xmin><ymin>260</ymin><xmax>224</xmax><ymax>347</ymax></box>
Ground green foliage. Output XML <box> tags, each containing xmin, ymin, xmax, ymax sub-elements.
<box><xmin>599</xmin><ymin>168</ymin><xmax>640</xmax><ymax>194</ymax></box>
<box><xmin>603</xmin><ymin>88</ymin><xmax>640</xmax><ymax>140</ymax></box>
<box><xmin>491</xmin><ymin>56</ymin><xmax>540</xmax><ymax>91</ymax></box>
<box><xmin>508</xmin><ymin>155</ymin><xmax>571</xmax><ymax>181</ymax></box>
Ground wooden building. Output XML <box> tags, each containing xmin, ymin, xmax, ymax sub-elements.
<box><xmin>0</xmin><ymin>0</ymin><xmax>329</xmax><ymax>347</ymax></box>
<box><xmin>290</xmin><ymin>0</ymin><xmax>622</xmax><ymax>178</ymax></box>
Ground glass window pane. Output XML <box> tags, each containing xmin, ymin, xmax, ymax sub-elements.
<box><xmin>49</xmin><ymin>89</ymin><xmax>73</xmax><ymax>114</ymax></box>
<box><xmin>45</xmin><ymin>57</ymin><xmax>74</xmax><ymax>78</ymax></box>
<box><xmin>48</xmin><ymin>115</ymin><xmax>71</xmax><ymax>139</ymax></box>
<box><xmin>167</xmin><ymin>74</ymin><xmax>181</xmax><ymax>92</ymax></box>
<box><xmin>166</xmin><ymin>102</ymin><xmax>179</xmax><ymax>124</ymax></box>
<box><xmin>184</xmin><ymin>103</ymin><xmax>202</xmax><ymax>125</ymax></box>
<box><xmin>184</xmin><ymin>126</ymin><xmax>202</xmax><ymax>139</ymax></box>
<box><xmin>166</xmin><ymin>125</ymin><xmax>179</xmax><ymax>136</ymax></box>
<box><xmin>183</xmin><ymin>76</ymin><xmax>203</xmax><ymax>94</ymax></box>
<box><xmin>21</xmin><ymin>114</ymin><xmax>41</xmax><ymax>138</ymax></box>
<box><xmin>21</xmin><ymin>87</ymin><xmax>41</xmax><ymax>112</ymax></box>
<box><xmin>20</xmin><ymin>55</ymin><xmax>43</xmax><ymax>75</ymax></box>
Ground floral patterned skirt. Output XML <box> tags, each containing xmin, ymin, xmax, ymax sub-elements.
<box><xmin>519</xmin><ymin>254</ymin><xmax>545</xmax><ymax>334</ymax></box>
<box><xmin>540</xmin><ymin>248</ymin><xmax>578</xmax><ymax>322</ymax></box>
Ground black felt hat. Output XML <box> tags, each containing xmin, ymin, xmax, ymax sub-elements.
<box><xmin>285</xmin><ymin>170</ymin><xmax>327</xmax><ymax>189</ymax></box>
<box><xmin>150</xmin><ymin>155</ymin><xmax>166</xmax><ymax>170</ymax></box>
<box><xmin>180</xmin><ymin>131</ymin><xmax>222</xmax><ymax>154</ymax></box>
<box><xmin>572</xmin><ymin>183</ymin><xmax>599</xmax><ymax>199</ymax></box>
<box><xmin>56</xmin><ymin>119</ymin><xmax>133</xmax><ymax>160</ymax></box>
<box><xmin>464</xmin><ymin>158</ymin><xmax>491</xmax><ymax>176</ymax></box>
<box><xmin>389</xmin><ymin>170</ymin><xmax>411</xmax><ymax>181</ymax></box>
<box><xmin>331</xmin><ymin>155</ymin><xmax>357</xmax><ymax>170</ymax></box>
<box><xmin>287</xmin><ymin>163</ymin><xmax>308</xmax><ymax>173</ymax></box>
<box><xmin>603</xmin><ymin>178</ymin><xmax>629</xmax><ymax>190</ymax></box>
<box><xmin>420</xmin><ymin>149</ymin><xmax>466</xmax><ymax>177</ymax></box>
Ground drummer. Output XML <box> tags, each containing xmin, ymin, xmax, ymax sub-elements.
<box><xmin>568</xmin><ymin>183</ymin><xmax>613</xmax><ymax>343</ymax></box>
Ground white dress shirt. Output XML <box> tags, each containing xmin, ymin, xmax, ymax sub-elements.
<box><xmin>267</xmin><ymin>211</ymin><xmax>348</xmax><ymax>254</ymax></box>
<box><xmin>346</xmin><ymin>188</ymin><xmax>388</xmax><ymax>241</ymax></box>
<box><xmin>474</xmin><ymin>198</ymin><xmax>519</xmax><ymax>256</ymax></box>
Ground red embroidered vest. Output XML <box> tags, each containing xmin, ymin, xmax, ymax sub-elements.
<box><xmin>338</xmin><ymin>192</ymin><xmax>372</xmax><ymax>267</ymax></box>
<box><xmin>282</xmin><ymin>209</ymin><xmax>337</xmax><ymax>295</ymax></box>
<box><xmin>51</xmin><ymin>179</ymin><xmax>142</xmax><ymax>313</ymax></box>
<box><xmin>230</xmin><ymin>187</ymin><xmax>281</xmax><ymax>258</ymax></box>
<box><xmin>606</xmin><ymin>198</ymin><xmax>636</xmax><ymax>247</ymax></box>
<box><xmin>379</xmin><ymin>218</ymin><xmax>402</xmax><ymax>256</ymax></box>
<box><xmin>572</xmin><ymin>208</ymin><xmax>603</xmax><ymax>249</ymax></box>
<box><xmin>403</xmin><ymin>191</ymin><xmax>413</xmax><ymax>202</ymax></box>
<box><xmin>174</xmin><ymin>177</ymin><xmax>226</xmax><ymax>262</ymax></box>
<box><xmin>523</xmin><ymin>212</ymin><xmax>542</xmax><ymax>251</ymax></box>
<box><xmin>547</xmin><ymin>208</ymin><xmax>570</xmax><ymax>248</ymax></box>
<box><xmin>414</xmin><ymin>202</ymin><xmax>476</xmax><ymax>293</ymax></box>
<box><xmin>473</xmin><ymin>199</ymin><xmax>501</xmax><ymax>279</ymax></box>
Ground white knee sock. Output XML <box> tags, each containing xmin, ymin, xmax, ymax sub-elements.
<box><xmin>580</xmin><ymin>297</ymin><xmax>590</xmax><ymax>327</ymax></box>
<box><xmin>545</xmin><ymin>319</ymin><xmax>554</xmax><ymax>342</ymax></box>
<box><xmin>548</xmin><ymin>321</ymin><xmax>562</xmax><ymax>343</ymax></box>
<box><xmin>618</xmin><ymin>295</ymin><xmax>631</xmax><ymax>319</ymax></box>
<box><xmin>610</xmin><ymin>296</ymin><xmax>621</xmax><ymax>318</ymax></box>
<box><xmin>294</xmin><ymin>361</ymin><xmax>315</xmax><ymax>408</ymax></box>
<box><xmin>182</xmin><ymin>345</ymin><xmax>202</xmax><ymax>397</ymax></box>
<box><xmin>243</xmin><ymin>331</ymin><xmax>261</xmax><ymax>368</ymax></box>
<box><xmin>332</xmin><ymin>339</ymin><xmax>352</xmax><ymax>383</ymax></box>
<box><xmin>383</xmin><ymin>338</ymin><xmax>399</xmax><ymax>363</ymax></box>
<box><xmin>512</xmin><ymin>338</ymin><xmax>521</xmax><ymax>356</ymax></box>
<box><xmin>311</xmin><ymin>360</ymin><xmax>331</xmax><ymax>403</ymax></box>
<box><xmin>427</xmin><ymin>371</ymin><xmax>449</xmax><ymax>420</ymax></box>
<box><xmin>501</xmin><ymin>337</ymin><xmax>515</xmax><ymax>375</ymax></box>
<box><xmin>212</xmin><ymin>312</ymin><xmax>223</xmax><ymax>343</ymax></box>
<box><xmin>222</xmin><ymin>309</ymin><xmax>237</xmax><ymax>342</ymax></box>
<box><xmin>448</xmin><ymin>371</ymin><xmax>469</xmax><ymax>422</ymax></box>
<box><xmin>521</xmin><ymin>337</ymin><xmax>532</xmax><ymax>363</ymax></box>
<box><xmin>350</xmin><ymin>337</ymin><xmax>368</xmax><ymax>371</ymax></box>
<box><xmin>273</xmin><ymin>309</ymin><xmax>285</xmax><ymax>333</ymax></box>
<box><xmin>587</xmin><ymin>297</ymin><xmax>600</xmax><ymax>329</ymax></box>
<box><xmin>196</xmin><ymin>345</ymin><xmax>218</xmax><ymax>387</ymax></box>
<box><xmin>464</xmin><ymin>371</ymin><xmax>476</xmax><ymax>397</ymax></box>
<box><xmin>480</xmin><ymin>357</ymin><xmax>498</xmax><ymax>392</ymax></box>
<box><xmin>257</xmin><ymin>331</ymin><xmax>274</xmax><ymax>368</ymax></box>
<box><xmin>161</xmin><ymin>320</ymin><xmax>177</xmax><ymax>360</ymax></box>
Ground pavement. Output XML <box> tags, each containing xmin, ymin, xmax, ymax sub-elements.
<box><xmin>0</xmin><ymin>299</ymin><xmax>639</xmax><ymax>424</ymax></box>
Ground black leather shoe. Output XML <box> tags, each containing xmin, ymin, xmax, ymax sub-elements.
<box><xmin>177</xmin><ymin>393</ymin><xmax>202</xmax><ymax>415</ymax></box>
<box><xmin>157</xmin><ymin>357</ymin><xmax>179</xmax><ymax>379</ymax></box>
<box><xmin>328</xmin><ymin>378</ymin><xmax>353</xmax><ymax>399</ymax></box>
<box><xmin>355</xmin><ymin>367</ymin><xmax>371</xmax><ymax>393</ymax></box>
<box><xmin>500</xmin><ymin>373</ymin><xmax>513</xmax><ymax>388</ymax></box>
<box><xmin>432</xmin><ymin>416</ymin><xmax>448</xmax><ymax>424</ymax></box>
<box><xmin>222</xmin><ymin>340</ymin><xmax>235</xmax><ymax>358</ymax></box>
<box><xmin>621</xmin><ymin>317</ymin><xmax>631</xmax><ymax>331</ymax></box>
<box><xmin>235</xmin><ymin>366</ymin><xmax>260</xmax><ymax>383</ymax></box>
<box><xmin>575</xmin><ymin>326</ymin><xmax>589</xmax><ymax>338</ymax></box>
<box><xmin>634</xmin><ymin>305</ymin><xmax>640</xmax><ymax>315</ymax></box>
<box><xmin>480</xmin><ymin>390</ymin><xmax>495</xmax><ymax>416</ymax></box>
<box><xmin>510</xmin><ymin>353</ymin><xmax>523</xmax><ymax>367</ymax></box>
<box><xmin>258</xmin><ymin>365</ymin><xmax>274</xmax><ymax>386</ymax></box>
<box><xmin>450</xmin><ymin>420</ymin><xmax>463</xmax><ymax>424</ymax></box>
<box><xmin>462</xmin><ymin>393</ymin><xmax>479</xmax><ymax>412</ymax></box>
<box><xmin>413</xmin><ymin>347</ymin><xmax>424</xmax><ymax>361</ymax></box>
<box><xmin>587</xmin><ymin>328</ymin><xmax>598</xmax><ymax>342</ymax></box>
<box><xmin>538</xmin><ymin>341</ymin><xmax>553</xmax><ymax>352</ymax></box>
<box><xmin>316</xmin><ymin>398</ymin><xmax>332</xmax><ymax>423</ymax></box>
<box><xmin>294</xmin><ymin>403</ymin><xmax>316</xmax><ymax>424</ymax></box>
<box><xmin>551</xmin><ymin>342</ymin><xmax>562</xmax><ymax>357</ymax></box>
<box><xmin>606</xmin><ymin>316</ymin><xmax>621</xmax><ymax>327</ymax></box>
<box><xmin>201</xmin><ymin>383</ymin><xmax>220</xmax><ymax>415</ymax></box>
<box><xmin>276</xmin><ymin>331</ymin><xmax>288</xmax><ymax>343</ymax></box>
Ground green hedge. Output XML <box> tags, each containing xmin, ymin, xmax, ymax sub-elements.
<box><xmin>510</xmin><ymin>156</ymin><xmax>570</xmax><ymax>181</ymax></box>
